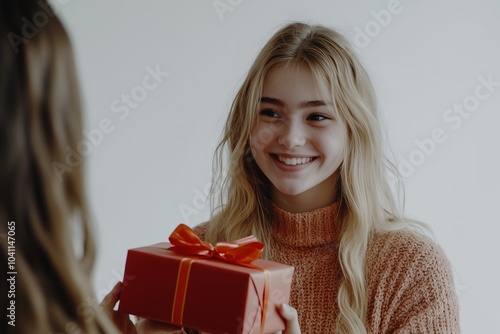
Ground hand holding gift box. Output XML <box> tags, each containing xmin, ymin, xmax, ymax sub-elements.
<box><xmin>118</xmin><ymin>224</ymin><xmax>294</xmax><ymax>334</ymax></box>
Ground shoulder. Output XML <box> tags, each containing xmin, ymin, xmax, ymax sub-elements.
<box><xmin>368</xmin><ymin>229</ymin><xmax>446</xmax><ymax>262</ymax></box>
<box><xmin>365</xmin><ymin>230</ymin><xmax>460</xmax><ymax>332</ymax></box>
<box><xmin>366</xmin><ymin>231</ymin><xmax>449</xmax><ymax>269</ymax></box>
<box><xmin>366</xmin><ymin>229</ymin><xmax>454</xmax><ymax>285</ymax></box>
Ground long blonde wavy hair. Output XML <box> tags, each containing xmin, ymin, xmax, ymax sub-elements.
<box><xmin>204</xmin><ymin>22</ymin><xmax>423</xmax><ymax>333</ymax></box>
<box><xmin>0</xmin><ymin>1</ymin><xmax>118</xmax><ymax>333</ymax></box>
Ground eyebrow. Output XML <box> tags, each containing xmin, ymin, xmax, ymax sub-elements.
<box><xmin>260</xmin><ymin>96</ymin><xmax>327</xmax><ymax>109</ymax></box>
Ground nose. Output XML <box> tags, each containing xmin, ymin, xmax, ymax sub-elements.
<box><xmin>278</xmin><ymin>120</ymin><xmax>306</xmax><ymax>148</ymax></box>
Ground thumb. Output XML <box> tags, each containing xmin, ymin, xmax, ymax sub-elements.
<box><xmin>278</xmin><ymin>304</ymin><xmax>301</xmax><ymax>334</ymax></box>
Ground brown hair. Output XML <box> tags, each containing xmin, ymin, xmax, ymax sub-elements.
<box><xmin>0</xmin><ymin>1</ymin><xmax>117</xmax><ymax>332</ymax></box>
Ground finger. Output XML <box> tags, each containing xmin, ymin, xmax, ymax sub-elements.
<box><xmin>278</xmin><ymin>304</ymin><xmax>301</xmax><ymax>334</ymax></box>
<box><xmin>100</xmin><ymin>281</ymin><xmax>122</xmax><ymax>312</ymax></box>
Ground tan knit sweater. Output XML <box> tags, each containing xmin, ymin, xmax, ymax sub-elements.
<box><xmin>194</xmin><ymin>202</ymin><xmax>460</xmax><ymax>333</ymax></box>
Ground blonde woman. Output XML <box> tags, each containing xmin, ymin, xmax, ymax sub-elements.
<box><xmin>189</xmin><ymin>22</ymin><xmax>460</xmax><ymax>333</ymax></box>
<box><xmin>0</xmin><ymin>1</ymin><xmax>140</xmax><ymax>333</ymax></box>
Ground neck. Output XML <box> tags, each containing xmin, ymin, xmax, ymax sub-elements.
<box><xmin>271</xmin><ymin>172</ymin><xmax>340</xmax><ymax>213</ymax></box>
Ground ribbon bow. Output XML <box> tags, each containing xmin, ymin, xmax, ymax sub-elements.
<box><xmin>168</xmin><ymin>224</ymin><xmax>264</xmax><ymax>265</ymax></box>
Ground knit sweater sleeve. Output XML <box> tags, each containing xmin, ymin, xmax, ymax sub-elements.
<box><xmin>366</xmin><ymin>231</ymin><xmax>460</xmax><ymax>333</ymax></box>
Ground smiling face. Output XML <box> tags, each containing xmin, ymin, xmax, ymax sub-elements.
<box><xmin>249</xmin><ymin>63</ymin><xmax>347</xmax><ymax>213</ymax></box>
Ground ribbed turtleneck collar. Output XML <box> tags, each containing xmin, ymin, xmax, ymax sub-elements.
<box><xmin>270</xmin><ymin>201</ymin><xmax>342</xmax><ymax>247</ymax></box>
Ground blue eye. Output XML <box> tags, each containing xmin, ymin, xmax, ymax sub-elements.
<box><xmin>260</xmin><ymin>109</ymin><xmax>280</xmax><ymax>118</ymax></box>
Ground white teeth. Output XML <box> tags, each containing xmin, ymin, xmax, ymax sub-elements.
<box><xmin>277</xmin><ymin>156</ymin><xmax>313</xmax><ymax>166</ymax></box>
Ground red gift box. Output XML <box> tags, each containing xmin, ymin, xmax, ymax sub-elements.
<box><xmin>118</xmin><ymin>224</ymin><xmax>294</xmax><ymax>334</ymax></box>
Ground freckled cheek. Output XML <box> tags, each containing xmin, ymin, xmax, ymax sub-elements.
<box><xmin>249</xmin><ymin>124</ymin><xmax>279</xmax><ymax>150</ymax></box>
<box><xmin>249</xmin><ymin>134</ymin><xmax>270</xmax><ymax>171</ymax></box>
<box><xmin>312</xmin><ymin>133</ymin><xmax>347</xmax><ymax>161</ymax></box>
<box><xmin>332</xmin><ymin>134</ymin><xmax>348</xmax><ymax>162</ymax></box>
<box><xmin>249</xmin><ymin>133</ymin><xmax>262</xmax><ymax>153</ymax></box>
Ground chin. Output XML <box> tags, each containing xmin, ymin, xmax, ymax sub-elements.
<box><xmin>274</xmin><ymin>184</ymin><xmax>309</xmax><ymax>196</ymax></box>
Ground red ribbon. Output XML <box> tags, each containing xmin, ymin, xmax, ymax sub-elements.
<box><xmin>167</xmin><ymin>224</ymin><xmax>269</xmax><ymax>333</ymax></box>
<box><xmin>168</xmin><ymin>223</ymin><xmax>264</xmax><ymax>264</ymax></box>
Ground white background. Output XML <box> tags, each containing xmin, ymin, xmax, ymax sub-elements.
<box><xmin>54</xmin><ymin>0</ymin><xmax>500</xmax><ymax>332</ymax></box>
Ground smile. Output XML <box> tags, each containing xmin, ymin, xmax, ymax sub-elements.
<box><xmin>276</xmin><ymin>155</ymin><xmax>315</xmax><ymax>166</ymax></box>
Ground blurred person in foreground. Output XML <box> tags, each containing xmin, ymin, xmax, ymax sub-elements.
<box><xmin>0</xmin><ymin>1</ymin><xmax>162</xmax><ymax>333</ymax></box>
